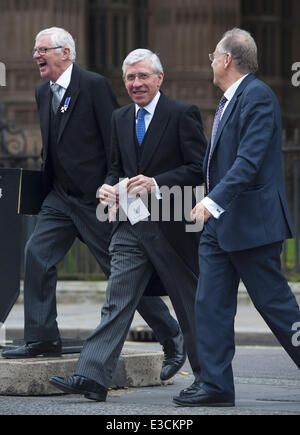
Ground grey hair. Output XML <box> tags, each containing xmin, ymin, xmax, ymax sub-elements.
<box><xmin>122</xmin><ymin>49</ymin><xmax>163</xmax><ymax>76</ymax></box>
<box><xmin>35</xmin><ymin>27</ymin><xmax>76</xmax><ymax>62</ymax></box>
<box><xmin>218</xmin><ymin>28</ymin><xmax>258</xmax><ymax>74</ymax></box>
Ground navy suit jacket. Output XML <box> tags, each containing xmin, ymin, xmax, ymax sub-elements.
<box><xmin>205</xmin><ymin>74</ymin><xmax>294</xmax><ymax>252</ymax></box>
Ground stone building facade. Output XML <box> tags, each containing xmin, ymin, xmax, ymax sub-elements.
<box><xmin>0</xmin><ymin>0</ymin><xmax>299</xmax><ymax>156</ymax></box>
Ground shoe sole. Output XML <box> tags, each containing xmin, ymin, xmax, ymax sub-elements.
<box><xmin>160</xmin><ymin>356</ymin><xmax>187</xmax><ymax>381</ymax></box>
<box><xmin>49</xmin><ymin>378</ymin><xmax>106</xmax><ymax>402</ymax></box>
<box><xmin>2</xmin><ymin>353</ymin><xmax>62</xmax><ymax>359</ymax></box>
<box><xmin>85</xmin><ymin>392</ymin><xmax>107</xmax><ymax>402</ymax></box>
<box><xmin>173</xmin><ymin>399</ymin><xmax>235</xmax><ymax>408</ymax></box>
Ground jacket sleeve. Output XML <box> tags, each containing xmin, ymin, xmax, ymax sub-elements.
<box><xmin>92</xmin><ymin>76</ymin><xmax>119</xmax><ymax>166</ymax></box>
<box><xmin>104</xmin><ymin>111</ymin><xmax>125</xmax><ymax>186</ymax></box>
<box><xmin>35</xmin><ymin>88</ymin><xmax>44</xmax><ymax>171</ymax></box>
<box><xmin>155</xmin><ymin>105</ymin><xmax>207</xmax><ymax>188</ymax></box>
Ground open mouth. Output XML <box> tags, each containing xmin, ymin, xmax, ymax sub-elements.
<box><xmin>133</xmin><ymin>90</ymin><xmax>147</xmax><ymax>96</ymax></box>
<box><xmin>38</xmin><ymin>62</ymin><xmax>47</xmax><ymax>70</ymax></box>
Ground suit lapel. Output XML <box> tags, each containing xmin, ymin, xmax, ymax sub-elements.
<box><xmin>209</xmin><ymin>74</ymin><xmax>256</xmax><ymax>158</ymax></box>
<box><xmin>119</xmin><ymin>105</ymin><xmax>139</xmax><ymax>172</ymax></box>
<box><xmin>57</xmin><ymin>64</ymin><xmax>81</xmax><ymax>144</ymax></box>
<box><xmin>209</xmin><ymin>97</ymin><xmax>236</xmax><ymax>157</ymax></box>
<box><xmin>139</xmin><ymin>94</ymin><xmax>171</xmax><ymax>173</ymax></box>
<box><xmin>38</xmin><ymin>84</ymin><xmax>51</xmax><ymax>158</ymax></box>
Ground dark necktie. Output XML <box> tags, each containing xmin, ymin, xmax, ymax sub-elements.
<box><xmin>136</xmin><ymin>108</ymin><xmax>147</xmax><ymax>145</ymax></box>
<box><xmin>51</xmin><ymin>83</ymin><xmax>62</xmax><ymax>114</ymax></box>
<box><xmin>206</xmin><ymin>95</ymin><xmax>228</xmax><ymax>192</ymax></box>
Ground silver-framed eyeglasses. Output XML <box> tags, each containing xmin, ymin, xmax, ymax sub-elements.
<box><xmin>124</xmin><ymin>72</ymin><xmax>157</xmax><ymax>82</ymax></box>
<box><xmin>32</xmin><ymin>46</ymin><xmax>62</xmax><ymax>56</ymax></box>
<box><xmin>209</xmin><ymin>52</ymin><xmax>228</xmax><ymax>63</ymax></box>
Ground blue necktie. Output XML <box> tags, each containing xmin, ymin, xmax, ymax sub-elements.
<box><xmin>136</xmin><ymin>108</ymin><xmax>147</xmax><ymax>145</ymax></box>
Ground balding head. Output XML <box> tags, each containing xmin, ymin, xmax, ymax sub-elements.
<box><xmin>217</xmin><ymin>28</ymin><xmax>258</xmax><ymax>74</ymax></box>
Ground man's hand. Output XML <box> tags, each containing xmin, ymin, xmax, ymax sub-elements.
<box><xmin>127</xmin><ymin>175</ymin><xmax>155</xmax><ymax>197</ymax></box>
<box><xmin>97</xmin><ymin>184</ymin><xmax>119</xmax><ymax>206</ymax></box>
<box><xmin>108</xmin><ymin>203</ymin><xmax>119</xmax><ymax>223</ymax></box>
<box><xmin>190</xmin><ymin>202</ymin><xmax>212</xmax><ymax>224</ymax></box>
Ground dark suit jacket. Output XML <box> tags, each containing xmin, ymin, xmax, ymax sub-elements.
<box><xmin>35</xmin><ymin>64</ymin><xmax>119</xmax><ymax>200</ymax></box>
<box><xmin>105</xmin><ymin>93</ymin><xmax>207</xmax><ymax>286</ymax></box>
<box><xmin>205</xmin><ymin>74</ymin><xmax>294</xmax><ymax>252</ymax></box>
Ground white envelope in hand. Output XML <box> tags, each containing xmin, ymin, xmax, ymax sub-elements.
<box><xmin>114</xmin><ymin>178</ymin><xmax>150</xmax><ymax>225</ymax></box>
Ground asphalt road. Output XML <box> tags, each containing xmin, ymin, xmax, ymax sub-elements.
<box><xmin>0</xmin><ymin>343</ymin><xmax>299</xmax><ymax>417</ymax></box>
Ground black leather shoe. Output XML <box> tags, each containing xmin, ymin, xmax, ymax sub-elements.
<box><xmin>160</xmin><ymin>330</ymin><xmax>186</xmax><ymax>381</ymax></box>
<box><xmin>49</xmin><ymin>375</ymin><xmax>107</xmax><ymax>402</ymax></box>
<box><xmin>1</xmin><ymin>339</ymin><xmax>62</xmax><ymax>359</ymax></box>
<box><xmin>173</xmin><ymin>388</ymin><xmax>235</xmax><ymax>407</ymax></box>
<box><xmin>179</xmin><ymin>372</ymin><xmax>203</xmax><ymax>397</ymax></box>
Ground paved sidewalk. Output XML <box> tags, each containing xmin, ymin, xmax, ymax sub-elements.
<box><xmin>1</xmin><ymin>345</ymin><xmax>300</xmax><ymax>415</ymax></box>
<box><xmin>1</xmin><ymin>283</ymin><xmax>300</xmax><ymax>416</ymax></box>
<box><xmin>4</xmin><ymin>280</ymin><xmax>300</xmax><ymax>346</ymax></box>
<box><xmin>4</xmin><ymin>294</ymin><xmax>272</xmax><ymax>342</ymax></box>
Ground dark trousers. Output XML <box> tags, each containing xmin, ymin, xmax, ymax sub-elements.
<box><xmin>196</xmin><ymin>218</ymin><xmax>300</xmax><ymax>398</ymax></box>
<box><xmin>23</xmin><ymin>185</ymin><xmax>178</xmax><ymax>343</ymax></box>
<box><xmin>75</xmin><ymin>221</ymin><xmax>200</xmax><ymax>387</ymax></box>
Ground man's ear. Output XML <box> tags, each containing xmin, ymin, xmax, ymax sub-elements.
<box><xmin>62</xmin><ymin>47</ymin><xmax>71</xmax><ymax>60</ymax></box>
<box><xmin>224</xmin><ymin>53</ymin><xmax>232</xmax><ymax>69</ymax></box>
<box><xmin>157</xmin><ymin>71</ymin><xmax>164</xmax><ymax>88</ymax></box>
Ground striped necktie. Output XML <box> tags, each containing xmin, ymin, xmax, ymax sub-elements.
<box><xmin>51</xmin><ymin>83</ymin><xmax>62</xmax><ymax>114</ymax></box>
<box><xmin>206</xmin><ymin>95</ymin><xmax>228</xmax><ymax>192</ymax></box>
<box><xmin>136</xmin><ymin>108</ymin><xmax>147</xmax><ymax>145</ymax></box>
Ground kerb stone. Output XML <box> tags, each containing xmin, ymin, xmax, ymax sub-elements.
<box><xmin>0</xmin><ymin>348</ymin><xmax>170</xmax><ymax>396</ymax></box>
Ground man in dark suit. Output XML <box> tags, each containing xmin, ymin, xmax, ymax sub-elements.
<box><xmin>173</xmin><ymin>28</ymin><xmax>300</xmax><ymax>408</ymax></box>
<box><xmin>2</xmin><ymin>28</ymin><xmax>191</xmax><ymax>381</ymax></box>
<box><xmin>49</xmin><ymin>48</ymin><xmax>207</xmax><ymax>402</ymax></box>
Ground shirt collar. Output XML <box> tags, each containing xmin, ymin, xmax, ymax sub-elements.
<box><xmin>224</xmin><ymin>74</ymin><xmax>249</xmax><ymax>103</ymax></box>
<box><xmin>135</xmin><ymin>91</ymin><xmax>161</xmax><ymax>118</ymax></box>
<box><xmin>50</xmin><ymin>63</ymin><xmax>73</xmax><ymax>89</ymax></box>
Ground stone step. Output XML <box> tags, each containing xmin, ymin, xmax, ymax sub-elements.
<box><xmin>0</xmin><ymin>347</ymin><xmax>171</xmax><ymax>396</ymax></box>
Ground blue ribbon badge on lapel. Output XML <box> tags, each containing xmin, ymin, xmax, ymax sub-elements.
<box><xmin>61</xmin><ymin>96</ymin><xmax>71</xmax><ymax>113</ymax></box>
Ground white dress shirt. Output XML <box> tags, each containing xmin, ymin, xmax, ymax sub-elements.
<box><xmin>135</xmin><ymin>91</ymin><xmax>161</xmax><ymax>130</ymax></box>
<box><xmin>202</xmin><ymin>74</ymin><xmax>249</xmax><ymax>218</ymax></box>
<box><xmin>50</xmin><ymin>63</ymin><xmax>73</xmax><ymax>100</ymax></box>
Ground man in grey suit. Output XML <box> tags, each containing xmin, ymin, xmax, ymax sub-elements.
<box><xmin>2</xmin><ymin>29</ymin><xmax>191</xmax><ymax>382</ymax></box>
<box><xmin>50</xmin><ymin>49</ymin><xmax>207</xmax><ymax>402</ymax></box>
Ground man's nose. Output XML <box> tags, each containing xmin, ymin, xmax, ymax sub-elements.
<box><xmin>132</xmin><ymin>76</ymin><xmax>143</xmax><ymax>86</ymax></box>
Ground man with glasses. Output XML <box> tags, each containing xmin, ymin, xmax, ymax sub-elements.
<box><xmin>173</xmin><ymin>28</ymin><xmax>300</xmax><ymax>408</ymax></box>
<box><xmin>49</xmin><ymin>48</ymin><xmax>207</xmax><ymax>402</ymax></box>
<box><xmin>2</xmin><ymin>29</ymin><xmax>193</xmax><ymax>384</ymax></box>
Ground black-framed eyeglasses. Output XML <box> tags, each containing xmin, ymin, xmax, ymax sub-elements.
<box><xmin>124</xmin><ymin>72</ymin><xmax>157</xmax><ymax>82</ymax></box>
<box><xmin>32</xmin><ymin>46</ymin><xmax>62</xmax><ymax>56</ymax></box>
